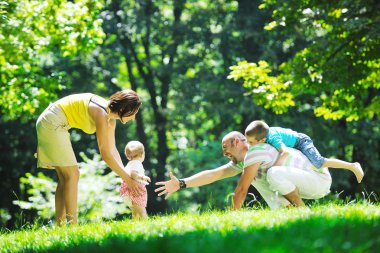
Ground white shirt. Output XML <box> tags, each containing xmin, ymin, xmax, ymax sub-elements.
<box><xmin>125</xmin><ymin>160</ymin><xmax>148</xmax><ymax>185</ymax></box>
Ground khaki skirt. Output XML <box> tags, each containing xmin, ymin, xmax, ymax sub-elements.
<box><xmin>36</xmin><ymin>103</ymin><xmax>77</xmax><ymax>169</ymax></box>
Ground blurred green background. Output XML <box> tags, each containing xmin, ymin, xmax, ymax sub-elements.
<box><xmin>0</xmin><ymin>0</ymin><xmax>379</xmax><ymax>228</ymax></box>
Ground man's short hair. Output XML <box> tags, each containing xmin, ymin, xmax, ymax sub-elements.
<box><xmin>223</xmin><ymin>131</ymin><xmax>246</xmax><ymax>147</ymax></box>
<box><xmin>125</xmin><ymin>141</ymin><xmax>144</xmax><ymax>160</ymax></box>
<box><xmin>245</xmin><ymin>120</ymin><xmax>269</xmax><ymax>140</ymax></box>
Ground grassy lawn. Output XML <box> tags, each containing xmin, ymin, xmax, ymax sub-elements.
<box><xmin>1</xmin><ymin>204</ymin><xmax>379</xmax><ymax>253</ymax></box>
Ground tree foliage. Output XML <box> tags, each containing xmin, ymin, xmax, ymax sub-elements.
<box><xmin>0</xmin><ymin>0</ymin><xmax>105</xmax><ymax>122</ymax></box>
<box><xmin>231</xmin><ymin>0</ymin><xmax>380</xmax><ymax>121</ymax></box>
<box><xmin>97</xmin><ymin>0</ymin><xmax>250</xmax><ymax>213</ymax></box>
<box><xmin>228</xmin><ymin>60</ymin><xmax>295</xmax><ymax>114</ymax></box>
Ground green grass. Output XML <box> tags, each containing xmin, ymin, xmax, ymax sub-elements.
<box><xmin>1</xmin><ymin>204</ymin><xmax>380</xmax><ymax>253</ymax></box>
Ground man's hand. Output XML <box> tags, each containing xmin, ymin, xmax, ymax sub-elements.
<box><xmin>155</xmin><ymin>172</ymin><xmax>180</xmax><ymax>199</ymax></box>
<box><xmin>232</xmin><ymin>163</ymin><xmax>259</xmax><ymax>210</ymax></box>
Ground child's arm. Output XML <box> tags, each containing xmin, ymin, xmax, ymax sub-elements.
<box><xmin>131</xmin><ymin>170</ymin><xmax>151</xmax><ymax>184</ymax></box>
<box><xmin>268</xmin><ymin>132</ymin><xmax>290</xmax><ymax>166</ymax></box>
<box><xmin>276</xmin><ymin>144</ymin><xmax>290</xmax><ymax>166</ymax></box>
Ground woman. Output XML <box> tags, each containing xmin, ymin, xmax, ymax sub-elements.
<box><xmin>36</xmin><ymin>89</ymin><xmax>144</xmax><ymax>225</ymax></box>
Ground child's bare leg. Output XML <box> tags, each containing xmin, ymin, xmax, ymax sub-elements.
<box><xmin>131</xmin><ymin>205</ymin><xmax>148</xmax><ymax>220</ymax></box>
<box><xmin>284</xmin><ymin>187</ymin><xmax>306</xmax><ymax>207</ymax></box>
<box><xmin>323</xmin><ymin>159</ymin><xmax>364</xmax><ymax>183</ymax></box>
<box><xmin>55</xmin><ymin>169</ymin><xmax>66</xmax><ymax>226</ymax></box>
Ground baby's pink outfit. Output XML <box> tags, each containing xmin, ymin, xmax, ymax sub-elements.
<box><xmin>119</xmin><ymin>160</ymin><xmax>148</xmax><ymax>207</ymax></box>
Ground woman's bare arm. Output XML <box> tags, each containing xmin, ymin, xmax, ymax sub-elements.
<box><xmin>89</xmin><ymin>104</ymin><xmax>141</xmax><ymax>192</ymax></box>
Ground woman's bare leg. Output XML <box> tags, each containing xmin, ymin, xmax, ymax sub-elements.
<box><xmin>56</xmin><ymin>166</ymin><xmax>80</xmax><ymax>225</ymax></box>
<box><xmin>55</xmin><ymin>169</ymin><xmax>66</xmax><ymax>226</ymax></box>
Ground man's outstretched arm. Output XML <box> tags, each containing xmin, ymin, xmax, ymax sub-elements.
<box><xmin>155</xmin><ymin>165</ymin><xmax>240</xmax><ymax>199</ymax></box>
<box><xmin>232</xmin><ymin>163</ymin><xmax>260</xmax><ymax>210</ymax></box>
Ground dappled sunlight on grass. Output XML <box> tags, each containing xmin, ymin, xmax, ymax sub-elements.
<box><xmin>1</xmin><ymin>204</ymin><xmax>379</xmax><ymax>252</ymax></box>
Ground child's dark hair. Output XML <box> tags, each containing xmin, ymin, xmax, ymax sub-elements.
<box><xmin>245</xmin><ymin>120</ymin><xmax>269</xmax><ymax>140</ymax></box>
<box><xmin>109</xmin><ymin>90</ymin><xmax>142</xmax><ymax>119</ymax></box>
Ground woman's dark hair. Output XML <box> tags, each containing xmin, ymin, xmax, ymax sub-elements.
<box><xmin>108</xmin><ymin>90</ymin><xmax>142</xmax><ymax>118</ymax></box>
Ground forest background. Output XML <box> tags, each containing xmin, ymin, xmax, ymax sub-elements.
<box><xmin>0</xmin><ymin>0</ymin><xmax>379</xmax><ymax>229</ymax></box>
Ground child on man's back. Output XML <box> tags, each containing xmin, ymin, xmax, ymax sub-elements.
<box><xmin>245</xmin><ymin>120</ymin><xmax>364</xmax><ymax>183</ymax></box>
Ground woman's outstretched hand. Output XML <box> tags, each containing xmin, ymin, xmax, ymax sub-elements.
<box><xmin>155</xmin><ymin>172</ymin><xmax>180</xmax><ymax>199</ymax></box>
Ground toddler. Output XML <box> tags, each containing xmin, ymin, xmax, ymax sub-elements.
<box><xmin>120</xmin><ymin>141</ymin><xmax>151</xmax><ymax>219</ymax></box>
<box><xmin>245</xmin><ymin>120</ymin><xmax>364</xmax><ymax>183</ymax></box>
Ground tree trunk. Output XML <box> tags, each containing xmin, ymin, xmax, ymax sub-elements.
<box><xmin>109</xmin><ymin>0</ymin><xmax>185</xmax><ymax>214</ymax></box>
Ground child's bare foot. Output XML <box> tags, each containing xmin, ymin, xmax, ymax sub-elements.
<box><xmin>352</xmin><ymin>162</ymin><xmax>364</xmax><ymax>183</ymax></box>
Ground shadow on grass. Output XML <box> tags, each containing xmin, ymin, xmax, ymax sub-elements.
<box><xmin>13</xmin><ymin>215</ymin><xmax>380</xmax><ymax>253</ymax></box>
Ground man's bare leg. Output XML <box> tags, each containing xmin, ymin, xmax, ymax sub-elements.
<box><xmin>284</xmin><ymin>187</ymin><xmax>306</xmax><ymax>207</ymax></box>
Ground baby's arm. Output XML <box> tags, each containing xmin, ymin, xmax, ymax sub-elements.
<box><xmin>131</xmin><ymin>170</ymin><xmax>151</xmax><ymax>184</ymax></box>
<box><xmin>276</xmin><ymin>144</ymin><xmax>290</xmax><ymax>166</ymax></box>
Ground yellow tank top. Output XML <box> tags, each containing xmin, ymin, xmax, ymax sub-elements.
<box><xmin>56</xmin><ymin>93</ymin><xmax>97</xmax><ymax>134</ymax></box>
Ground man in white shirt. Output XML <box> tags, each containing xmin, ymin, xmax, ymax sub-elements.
<box><xmin>155</xmin><ymin>131</ymin><xmax>331</xmax><ymax>209</ymax></box>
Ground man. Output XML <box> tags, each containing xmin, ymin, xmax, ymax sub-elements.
<box><xmin>155</xmin><ymin>131</ymin><xmax>332</xmax><ymax>209</ymax></box>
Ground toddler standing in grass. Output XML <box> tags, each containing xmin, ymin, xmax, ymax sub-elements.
<box><xmin>245</xmin><ymin>120</ymin><xmax>364</xmax><ymax>183</ymax></box>
<box><xmin>120</xmin><ymin>141</ymin><xmax>150</xmax><ymax>219</ymax></box>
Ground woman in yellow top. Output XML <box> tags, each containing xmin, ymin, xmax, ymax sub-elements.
<box><xmin>36</xmin><ymin>89</ymin><xmax>146</xmax><ymax>225</ymax></box>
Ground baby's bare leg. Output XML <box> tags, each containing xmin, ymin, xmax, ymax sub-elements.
<box><xmin>131</xmin><ymin>205</ymin><xmax>148</xmax><ymax>220</ymax></box>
